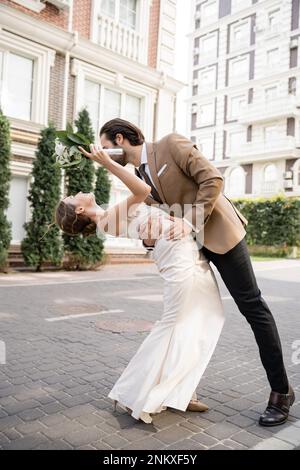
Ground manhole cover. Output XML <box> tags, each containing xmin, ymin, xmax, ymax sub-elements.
<box><xmin>95</xmin><ymin>318</ymin><xmax>154</xmax><ymax>333</ymax></box>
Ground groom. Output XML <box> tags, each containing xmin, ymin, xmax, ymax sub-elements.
<box><xmin>99</xmin><ymin>118</ymin><xmax>294</xmax><ymax>427</ymax></box>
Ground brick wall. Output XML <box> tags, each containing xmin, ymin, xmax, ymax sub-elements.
<box><xmin>148</xmin><ymin>0</ymin><xmax>160</xmax><ymax>68</ymax></box>
<box><xmin>1</xmin><ymin>0</ymin><xmax>69</xmax><ymax>29</ymax></box>
<box><xmin>73</xmin><ymin>0</ymin><xmax>92</xmax><ymax>39</ymax></box>
<box><xmin>48</xmin><ymin>53</ymin><xmax>65</xmax><ymax>129</ymax></box>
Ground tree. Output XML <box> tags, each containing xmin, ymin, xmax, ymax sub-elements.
<box><xmin>95</xmin><ymin>165</ymin><xmax>111</xmax><ymax>207</ymax></box>
<box><xmin>63</xmin><ymin>109</ymin><xmax>110</xmax><ymax>270</ymax></box>
<box><xmin>21</xmin><ymin>125</ymin><xmax>63</xmax><ymax>271</ymax></box>
<box><xmin>0</xmin><ymin>109</ymin><xmax>12</xmax><ymax>271</ymax></box>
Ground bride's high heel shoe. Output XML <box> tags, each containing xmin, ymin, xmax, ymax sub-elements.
<box><xmin>187</xmin><ymin>399</ymin><xmax>209</xmax><ymax>412</ymax></box>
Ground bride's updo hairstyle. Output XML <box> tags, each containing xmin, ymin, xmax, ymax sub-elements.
<box><xmin>55</xmin><ymin>200</ymin><xmax>96</xmax><ymax>237</ymax></box>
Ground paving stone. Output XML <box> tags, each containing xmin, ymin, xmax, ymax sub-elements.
<box><xmin>155</xmin><ymin>426</ymin><xmax>192</xmax><ymax>445</ymax></box>
<box><xmin>65</xmin><ymin>427</ymin><xmax>106</xmax><ymax>447</ymax></box>
<box><xmin>190</xmin><ymin>432</ymin><xmax>219</xmax><ymax>447</ymax></box>
<box><xmin>231</xmin><ymin>431</ymin><xmax>263</xmax><ymax>448</ymax></box>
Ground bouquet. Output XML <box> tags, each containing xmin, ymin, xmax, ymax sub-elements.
<box><xmin>53</xmin><ymin>123</ymin><xmax>91</xmax><ymax>170</ymax></box>
<box><xmin>53</xmin><ymin>124</ymin><xmax>124</xmax><ymax>170</ymax></box>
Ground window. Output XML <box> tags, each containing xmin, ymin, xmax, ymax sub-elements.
<box><xmin>100</xmin><ymin>0</ymin><xmax>137</xmax><ymax>29</ymax></box>
<box><xmin>199</xmin><ymin>32</ymin><xmax>218</xmax><ymax>58</ymax></box>
<box><xmin>199</xmin><ymin>66</ymin><xmax>216</xmax><ymax>92</ymax></box>
<box><xmin>227</xmin><ymin>167</ymin><xmax>245</xmax><ymax>196</ymax></box>
<box><xmin>85</xmin><ymin>80</ymin><xmax>101</xmax><ymax>134</ymax></box>
<box><xmin>124</xmin><ymin>94</ymin><xmax>141</xmax><ymax>126</ymax></box>
<box><xmin>230</xmin><ymin>20</ymin><xmax>251</xmax><ymax>51</ymax></box>
<box><xmin>289</xmin><ymin>77</ymin><xmax>297</xmax><ymax>95</ymax></box>
<box><xmin>267</xmin><ymin>48</ymin><xmax>279</xmax><ymax>70</ymax></box>
<box><xmin>6</xmin><ymin>176</ymin><xmax>29</xmax><ymax>243</ymax></box>
<box><xmin>0</xmin><ymin>52</ymin><xmax>34</xmax><ymax>121</ymax></box>
<box><xmin>200</xmin><ymin>0</ymin><xmax>218</xmax><ymax>25</ymax></box>
<box><xmin>197</xmin><ymin>102</ymin><xmax>215</xmax><ymax>126</ymax></box>
<box><xmin>120</xmin><ymin>0</ymin><xmax>137</xmax><ymax>29</ymax></box>
<box><xmin>265</xmin><ymin>85</ymin><xmax>278</xmax><ymax>101</ymax></box>
<box><xmin>268</xmin><ymin>9</ymin><xmax>280</xmax><ymax>31</ymax></box>
<box><xmin>229</xmin><ymin>94</ymin><xmax>247</xmax><ymax>120</ymax></box>
<box><xmin>104</xmin><ymin>89</ymin><xmax>121</xmax><ymax>123</ymax></box>
<box><xmin>228</xmin><ymin>55</ymin><xmax>249</xmax><ymax>85</ymax></box>
<box><xmin>198</xmin><ymin>136</ymin><xmax>214</xmax><ymax>159</ymax></box>
<box><xmin>84</xmin><ymin>79</ymin><xmax>142</xmax><ymax>134</ymax></box>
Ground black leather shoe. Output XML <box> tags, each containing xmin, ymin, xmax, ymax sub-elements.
<box><xmin>259</xmin><ymin>385</ymin><xmax>295</xmax><ymax>427</ymax></box>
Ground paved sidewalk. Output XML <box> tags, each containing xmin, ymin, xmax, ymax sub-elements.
<box><xmin>0</xmin><ymin>260</ymin><xmax>299</xmax><ymax>450</ymax></box>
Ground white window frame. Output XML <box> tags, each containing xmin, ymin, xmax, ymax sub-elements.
<box><xmin>72</xmin><ymin>59</ymin><xmax>155</xmax><ymax>139</ymax></box>
<box><xmin>228</xmin><ymin>93</ymin><xmax>247</xmax><ymax>120</ymax></box>
<box><xmin>99</xmin><ymin>0</ymin><xmax>139</xmax><ymax>30</ymax></box>
<box><xmin>0</xmin><ymin>30</ymin><xmax>54</xmax><ymax>126</ymax></box>
<box><xmin>200</xmin><ymin>0</ymin><xmax>218</xmax><ymax>26</ymax></box>
<box><xmin>230</xmin><ymin>18</ymin><xmax>251</xmax><ymax>52</ymax></box>
<box><xmin>198</xmin><ymin>65</ymin><xmax>217</xmax><ymax>93</ymax></box>
<box><xmin>228</xmin><ymin>55</ymin><xmax>250</xmax><ymax>86</ymax></box>
<box><xmin>199</xmin><ymin>31</ymin><xmax>218</xmax><ymax>59</ymax></box>
<box><xmin>197</xmin><ymin>101</ymin><xmax>215</xmax><ymax>127</ymax></box>
<box><xmin>225</xmin><ymin>165</ymin><xmax>246</xmax><ymax>197</ymax></box>
<box><xmin>268</xmin><ymin>8</ymin><xmax>281</xmax><ymax>32</ymax></box>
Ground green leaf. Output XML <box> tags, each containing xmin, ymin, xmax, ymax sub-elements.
<box><xmin>75</xmin><ymin>133</ymin><xmax>91</xmax><ymax>145</ymax></box>
<box><xmin>67</xmin><ymin>134</ymin><xmax>86</xmax><ymax>145</ymax></box>
<box><xmin>56</xmin><ymin>130</ymin><xmax>68</xmax><ymax>139</ymax></box>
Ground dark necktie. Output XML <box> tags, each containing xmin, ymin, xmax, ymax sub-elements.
<box><xmin>138</xmin><ymin>163</ymin><xmax>163</xmax><ymax>204</ymax></box>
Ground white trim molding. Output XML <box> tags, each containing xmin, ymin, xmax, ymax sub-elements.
<box><xmin>10</xmin><ymin>0</ymin><xmax>45</xmax><ymax>13</ymax></box>
<box><xmin>0</xmin><ymin>2</ymin><xmax>183</xmax><ymax>95</ymax></box>
<box><xmin>0</xmin><ymin>29</ymin><xmax>55</xmax><ymax>126</ymax></box>
<box><xmin>71</xmin><ymin>58</ymin><xmax>157</xmax><ymax>139</ymax></box>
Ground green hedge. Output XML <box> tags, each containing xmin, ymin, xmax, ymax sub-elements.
<box><xmin>233</xmin><ymin>196</ymin><xmax>300</xmax><ymax>250</ymax></box>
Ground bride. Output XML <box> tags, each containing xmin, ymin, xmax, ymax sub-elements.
<box><xmin>55</xmin><ymin>144</ymin><xmax>225</xmax><ymax>424</ymax></box>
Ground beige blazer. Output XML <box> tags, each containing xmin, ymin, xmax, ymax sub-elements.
<box><xmin>136</xmin><ymin>133</ymin><xmax>247</xmax><ymax>254</ymax></box>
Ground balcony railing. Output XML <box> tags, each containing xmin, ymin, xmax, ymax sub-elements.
<box><xmin>228</xmin><ymin>136</ymin><xmax>299</xmax><ymax>161</ymax></box>
<box><xmin>260</xmin><ymin>181</ymin><xmax>281</xmax><ymax>194</ymax></box>
<box><xmin>239</xmin><ymin>95</ymin><xmax>300</xmax><ymax>125</ymax></box>
<box><xmin>98</xmin><ymin>15</ymin><xmax>145</xmax><ymax>63</ymax></box>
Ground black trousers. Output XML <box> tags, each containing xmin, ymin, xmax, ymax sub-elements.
<box><xmin>202</xmin><ymin>238</ymin><xmax>289</xmax><ymax>394</ymax></box>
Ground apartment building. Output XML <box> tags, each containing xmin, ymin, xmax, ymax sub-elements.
<box><xmin>189</xmin><ymin>0</ymin><xmax>300</xmax><ymax>199</ymax></box>
<box><xmin>0</xmin><ymin>0</ymin><xmax>182</xmax><ymax>259</ymax></box>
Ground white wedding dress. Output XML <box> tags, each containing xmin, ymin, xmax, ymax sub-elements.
<box><xmin>98</xmin><ymin>203</ymin><xmax>225</xmax><ymax>424</ymax></box>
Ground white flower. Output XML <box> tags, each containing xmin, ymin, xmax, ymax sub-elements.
<box><xmin>55</xmin><ymin>139</ymin><xmax>66</xmax><ymax>157</ymax></box>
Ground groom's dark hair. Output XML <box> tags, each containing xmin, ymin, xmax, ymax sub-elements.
<box><xmin>100</xmin><ymin>118</ymin><xmax>145</xmax><ymax>146</ymax></box>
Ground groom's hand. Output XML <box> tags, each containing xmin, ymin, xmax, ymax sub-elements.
<box><xmin>164</xmin><ymin>216</ymin><xmax>192</xmax><ymax>240</ymax></box>
<box><xmin>139</xmin><ymin>215</ymin><xmax>163</xmax><ymax>246</ymax></box>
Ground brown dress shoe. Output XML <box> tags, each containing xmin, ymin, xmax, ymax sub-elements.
<box><xmin>186</xmin><ymin>399</ymin><xmax>209</xmax><ymax>412</ymax></box>
<box><xmin>259</xmin><ymin>385</ymin><xmax>295</xmax><ymax>427</ymax></box>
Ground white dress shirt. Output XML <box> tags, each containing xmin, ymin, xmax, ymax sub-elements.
<box><xmin>136</xmin><ymin>143</ymin><xmax>199</xmax><ymax>234</ymax></box>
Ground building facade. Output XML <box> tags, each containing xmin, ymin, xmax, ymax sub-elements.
<box><xmin>0</xmin><ymin>0</ymin><xmax>182</xmax><ymax>257</ymax></box>
<box><xmin>189</xmin><ymin>0</ymin><xmax>300</xmax><ymax>199</ymax></box>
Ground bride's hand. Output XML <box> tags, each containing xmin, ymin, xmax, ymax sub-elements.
<box><xmin>79</xmin><ymin>144</ymin><xmax>112</xmax><ymax>168</ymax></box>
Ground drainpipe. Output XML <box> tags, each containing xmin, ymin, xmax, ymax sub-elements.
<box><xmin>60</xmin><ymin>0</ymin><xmax>77</xmax><ymax>198</ymax></box>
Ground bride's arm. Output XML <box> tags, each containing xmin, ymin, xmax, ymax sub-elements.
<box><xmin>79</xmin><ymin>144</ymin><xmax>151</xmax><ymax>236</ymax></box>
